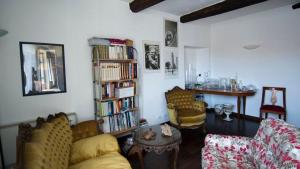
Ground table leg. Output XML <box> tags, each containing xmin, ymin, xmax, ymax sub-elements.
<box><xmin>128</xmin><ymin>145</ymin><xmax>144</xmax><ymax>169</ymax></box>
<box><xmin>172</xmin><ymin>145</ymin><xmax>179</xmax><ymax>169</ymax></box>
<box><xmin>242</xmin><ymin>96</ymin><xmax>246</xmax><ymax>116</ymax></box>
<box><xmin>237</xmin><ymin>96</ymin><xmax>241</xmax><ymax>119</ymax></box>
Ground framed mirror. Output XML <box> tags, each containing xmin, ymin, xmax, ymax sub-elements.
<box><xmin>19</xmin><ymin>42</ymin><xmax>67</xmax><ymax>96</ymax></box>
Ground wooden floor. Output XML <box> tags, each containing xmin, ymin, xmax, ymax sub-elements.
<box><xmin>126</xmin><ymin>111</ymin><xmax>260</xmax><ymax>169</ymax></box>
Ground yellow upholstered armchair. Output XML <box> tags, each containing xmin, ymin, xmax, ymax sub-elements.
<box><xmin>165</xmin><ymin>86</ymin><xmax>206</xmax><ymax>131</ymax></box>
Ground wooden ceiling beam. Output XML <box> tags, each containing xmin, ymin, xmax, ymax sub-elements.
<box><xmin>130</xmin><ymin>0</ymin><xmax>165</xmax><ymax>13</ymax></box>
<box><xmin>292</xmin><ymin>3</ymin><xmax>300</xmax><ymax>9</ymax></box>
<box><xmin>180</xmin><ymin>0</ymin><xmax>267</xmax><ymax>23</ymax></box>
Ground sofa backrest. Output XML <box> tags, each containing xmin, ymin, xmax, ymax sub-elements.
<box><xmin>253</xmin><ymin>119</ymin><xmax>300</xmax><ymax>168</ymax></box>
<box><xmin>165</xmin><ymin>86</ymin><xmax>195</xmax><ymax>109</ymax></box>
<box><xmin>16</xmin><ymin>113</ymin><xmax>73</xmax><ymax>169</ymax></box>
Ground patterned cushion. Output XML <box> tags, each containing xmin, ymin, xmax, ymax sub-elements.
<box><xmin>202</xmin><ymin>145</ymin><xmax>255</xmax><ymax>169</ymax></box>
<box><xmin>24</xmin><ymin>115</ymin><xmax>72</xmax><ymax>169</ymax></box>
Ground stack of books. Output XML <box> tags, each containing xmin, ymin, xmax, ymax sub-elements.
<box><xmin>97</xmin><ymin>96</ymin><xmax>135</xmax><ymax>116</ymax></box>
<box><xmin>94</xmin><ymin>62</ymin><xmax>137</xmax><ymax>81</ymax></box>
<box><xmin>102</xmin><ymin>111</ymin><xmax>137</xmax><ymax>133</ymax></box>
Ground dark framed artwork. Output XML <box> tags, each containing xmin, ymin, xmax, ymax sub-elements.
<box><xmin>143</xmin><ymin>41</ymin><xmax>160</xmax><ymax>72</ymax></box>
<box><xmin>164</xmin><ymin>19</ymin><xmax>178</xmax><ymax>47</ymax></box>
<box><xmin>19</xmin><ymin>42</ymin><xmax>67</xmax><ymax>96</ymax></box>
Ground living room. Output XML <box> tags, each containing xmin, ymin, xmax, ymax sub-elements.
<box><xmin>0</xmin><ymin>0</ymin><xmax>299</xmax><ymax>169</ymax></box>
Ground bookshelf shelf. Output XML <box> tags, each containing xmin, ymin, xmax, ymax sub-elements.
<box><xmin>90</xmin><ymin>37</ymin><xmax>139</xmax><ymax>137</ymax></box>
<box><xmin>93</xmin><ymin>78</ymin><xmax>137</xmax><ymax>84</ymax></box>
<box><xmin>93</xmin><ymin>59</ymin><xmax>137</xmax><ymax>63</ymax></box>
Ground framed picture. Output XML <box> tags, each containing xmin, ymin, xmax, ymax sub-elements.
<box><xmin>143</xmin><ymin>41</ymin><xmax>161</xmax><ymax>72</ymax></box>
<box><xmin>19</xmin><ymin>42</ymin><xmax>67</xmax><ymax>96</ymax></box>
<box><xmin>164</xmin><ymin>48</ymin><xmax>178</xmax><ymax>78</ymax></box>
<box><xmin>164</xmin><ymin>19</ymin><xmax>178</xmax><ymax>47</ymax></box>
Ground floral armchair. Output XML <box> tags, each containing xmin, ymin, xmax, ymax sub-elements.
<box><xmin>202</xmin><ymin>119</ymin><xmax>300</xmax><ymax>169</ymax></box>
<box><xmin>165</xmin><ymin>86</ymin><xmax>206</xmax><ymax>130</ymax></box>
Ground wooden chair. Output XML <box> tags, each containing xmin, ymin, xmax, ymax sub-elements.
<box><xmin>260</xmin><ymin>87</ymin><xmax>286</xmax><ymax>121</ymax></box>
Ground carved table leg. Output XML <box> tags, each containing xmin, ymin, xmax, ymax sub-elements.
<box><xmin>128</xmin><ymin>145</ymin><xmax>144</xmax><ymax>169</ymax></box>
<box><xmin>172</xmin><ymin>144</ymin><xmax>179</xmax><ymax>169</ymax></box>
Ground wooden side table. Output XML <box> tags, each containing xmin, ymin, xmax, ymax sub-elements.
<box><xmin>128</xmin><ymin>125</ymin><xmax>182</xmax><ymax>169</ymax></box>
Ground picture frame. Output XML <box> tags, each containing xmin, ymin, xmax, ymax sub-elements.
<box><xmin>143</xmin><ymin>41</ymin><xmax>161</xmax><ymax>72</ymax></box>
<box><xmin>164</xmin><ymin>47</ymin><xmax>178</xmax><ymax>78</ymax></box>
<box><xmin>164</xmin><ymin>19</ymin><xmax>178</xmax><ymax>47</ymax></box>
<box><xmin>19</xmin><ymin>42</ymin><xmax>67</xmax><ymax>96</ymax></box>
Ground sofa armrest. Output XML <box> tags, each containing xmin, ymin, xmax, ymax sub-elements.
<box><xmin>204</xmin><ymin>134</ymin><xmax>252</xmax><ymax>154</ymax></box>
<box><xmin>70</xmin><ymin>134</ymin><xmax>120</xmax><ymax>165</ymax></box>
<box><xmin>167</xmin><ymin>103</ymin><xmax>181</xmax><ymax>125</ymax></box>
<box><xmin>71</xmin><ymin>119</ymin><xmax>104</xmax><ymax>142</ymax></box>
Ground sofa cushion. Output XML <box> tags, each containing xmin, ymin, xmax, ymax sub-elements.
<box><xmin>24</xmin><ymin>115</ymin><xmax>72</xmax><ymax>169</ymax></box>
<box><xmin>68</xmin><ymin>152</ymin><xmax>131</xmax><ymax>169</ymax></box>
<box><xmin>70</xmin><ymin>134</ymin><xmax>120</xmax><ymax>165</ymax></box>
<box><xmin>202</xmin><ymin>145</ymin><xmax>255</xmax><ymax>169</ymax></box>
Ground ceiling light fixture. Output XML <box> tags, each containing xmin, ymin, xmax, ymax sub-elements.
<box><xmin>0</xmin><ymin>29</ymin><xmax>8</xmax><ymax>37</ymax></box>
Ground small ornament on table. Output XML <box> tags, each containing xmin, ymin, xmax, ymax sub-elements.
<box><xmin>161</xmin><ymin>123</ymin><xmax>172</xmax><ymax>136</ymax></box>
<box><xmin>142</xmin><ymin>128</ymin><xmax>156</xmax><ymax>140</ymax></box>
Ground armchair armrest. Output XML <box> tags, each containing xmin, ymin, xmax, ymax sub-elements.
<box><xmin>204</xmin><ymin>134</ymin><xmax>252</xmax><ymax>154</ymax></box>
<box><xmin>167</xmin><ymin>103</ymin><xmax>180</xmax><ymax>125</ymax></box>
<box><xmin>71</xmin><ymin>119</ymin><xmax>104</xmax><ymax>142</ymax></box>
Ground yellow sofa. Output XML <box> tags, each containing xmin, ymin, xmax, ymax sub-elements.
<box><xmin>15</xmin><ymin>112</ymin><xmax>131</xmax><ymax>169</ymax></box>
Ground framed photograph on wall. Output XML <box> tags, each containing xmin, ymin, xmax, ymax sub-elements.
<box><xmin>164</xmin><ymin>47</ymin><xmax>178</xmax><ymax>78</ymax></box>
<box><xmin>19</xmin><ymin>42</ymin><xmax>67</xmax><ymax>96</ymax></box>
<box><xmin>143</xmin><ymin>41</ymin><xmax>161</xmax><ymax>72</ymax></box>
<box><xmin>164</xmin><ymin>19</ymin><xmax>178</xmax><ymax>47</ymax></box>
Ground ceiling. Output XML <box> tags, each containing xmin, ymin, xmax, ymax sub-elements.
<box><xmin>121</xmin><ymin>0</ymin><xmax>299</xmax><ymax>23</ymax></box>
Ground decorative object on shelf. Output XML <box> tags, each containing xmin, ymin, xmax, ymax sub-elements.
<box><xmin>90</xmin><ymin>37</ymin><xmax>139</xmax><ymax>137</ymax></box>
<box><xmin>142</xmin><ymin>128</ymin><xmax>156</xmax><ymax>140</ymax></box>
<box><xmin>164</xmin><ymin>19</ymin><xmax>177</xmax><ymax>47</ymax></box>
<box><xmin>161</xmin><ymin>123</ymin><xmax>172</xmax><ymax>136</ymax></box>
<box><xmin>143</xmin><ymin>41</ymin><xmax>160</xmax><ymax>72</ymax></box>
<box><xmin>214</xmin><ymin>104</ymin><xmax>224</xmax><ymax>116</ymax></box>
<box><xmin>164</xmin><ymin>47</ymin><xmax>178</xmax><ymax>78</ymax></box>
<box><xmin>223</xmin><ymin>104</ymin><xmax>234</xmax><ymax>121</ymax></box>
<box><xmin>19</xmin><ymin>42</ymin><xmax>67</xmax><ymax>96</ymax></box>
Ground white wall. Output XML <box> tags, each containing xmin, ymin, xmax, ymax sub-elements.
<box><xmin>0</xmin><ymin>0</ymin><xmax>210</xmax><ymax>165</ymax></box>
<box><xmin>210</xmin><ymin>5</ymin><xmax>300</xmax><ymax>127</ymax></box>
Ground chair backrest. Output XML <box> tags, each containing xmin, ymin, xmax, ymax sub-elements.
<box><xmin>261</xmin><ymin>86</ymin><xmax>286</xmax><ymax>109</ymax></box>
<box><xmin>165</xmin><ymin>86</ymin><xmax>195</xmax><ymax>109</ymax></box>
<box><xmin>253</xmin><ymin>119</ymin><xmax>300</xmax><ymax>168</ymax></box>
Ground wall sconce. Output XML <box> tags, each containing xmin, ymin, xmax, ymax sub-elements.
<box><xmin>0</xmin><ymin>29</ymin><xmax>8</xmax><ymax>37</ymax></box>
<box><xmin>243</xmin><ymin>44</ymin><xmax>260</xmax><ymax>50</ymax></box>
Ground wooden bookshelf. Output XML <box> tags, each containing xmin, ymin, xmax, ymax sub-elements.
<box><xmin>90</xmin><ymin>37</ymin><xmax>139</xmax><ymax>137</ymax></box>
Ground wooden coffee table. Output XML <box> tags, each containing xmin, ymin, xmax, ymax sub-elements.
<box><xmin>128</xmin><ymin>125</ymin><xmax>182</xmax><ymax>169</ymax></box>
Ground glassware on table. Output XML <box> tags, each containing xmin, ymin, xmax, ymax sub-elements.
<box><xmin>223</xmin><ymin>104</ymin><xmax>234</xmax><ymax>121</ymax></box>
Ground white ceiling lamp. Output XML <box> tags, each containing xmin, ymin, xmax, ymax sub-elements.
<box><xmin>243</xmin><ymin>44</ymin><xmax>261</xmax><ymax>50</ymax></box>
<box><xmin>0</xmin><ymin>29</ymin><xmax>8</xmax><ymax>37</ymax></box>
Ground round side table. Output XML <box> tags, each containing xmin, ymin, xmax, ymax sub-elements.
<box><xmin>128</xmin><ymin>125</ymin><xmax>182</xmax><ymax>169</ymax></box>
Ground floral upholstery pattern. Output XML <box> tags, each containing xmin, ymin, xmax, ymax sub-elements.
<box><xmin>202</xmin><ymin>119</ymin><xmax>300</xmax><ymax>169</ymax></box>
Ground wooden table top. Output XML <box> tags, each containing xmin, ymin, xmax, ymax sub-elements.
<box><xmin>191</xmin><ymin>88</ymin><xmax>256</xmax><ymax>96</ymax></box>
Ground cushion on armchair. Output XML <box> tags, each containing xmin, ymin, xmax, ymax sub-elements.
<box><xmin>70</xmin><ymin>134</ymin><xmax>120</xmax><ymax>165</ymax></box>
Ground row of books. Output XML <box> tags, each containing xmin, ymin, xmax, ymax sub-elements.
<box><xmin>94</xmin><ymin>63</ymin><xmax>137</xmax><ymax>81</ymax></box>
<box><xmin>92</xmin><ymin>45</ymin><xmax>135</xmax><ymax>60</ymax></box>
<box><xmin>102</xmin><ymin>111</ymin><xmax>137</xmax><ymax>133</ymax></box>
<box><xmin>94</xmin><ymin>82</ymin><xmax>135</xmax><ymax>99</ymax></box>
<box><xmin>97</xmin><ymin>97</ymin><xmax>135</xmax><ymax>116</ymax></box>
